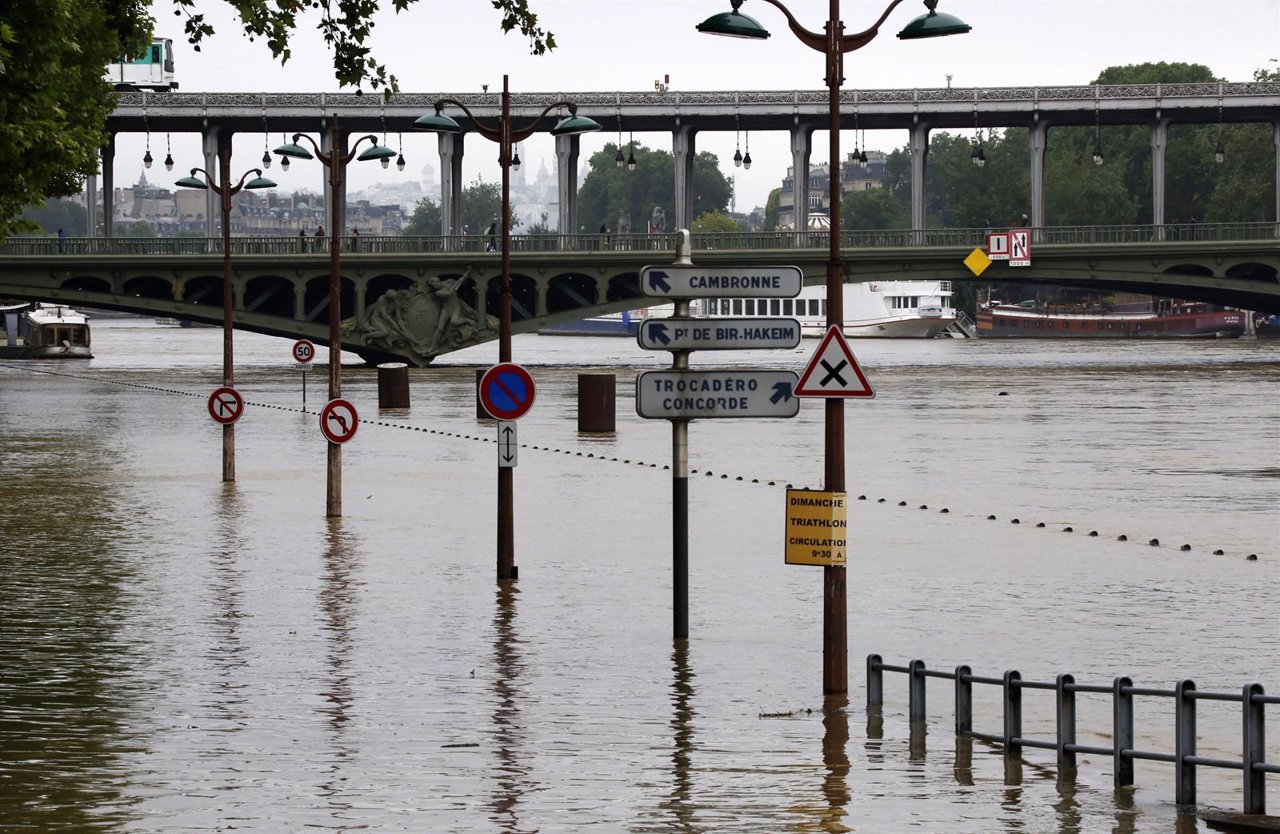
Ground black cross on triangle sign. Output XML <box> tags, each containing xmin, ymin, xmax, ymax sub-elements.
<box><xmin>795</xmin><ymin>326</ymin><xmax>876</xmax><ymax>398</ymax></box>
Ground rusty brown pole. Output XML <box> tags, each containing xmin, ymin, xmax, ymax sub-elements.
<box><xmin>497</xmin><ymin>76</ymin><xmax>516</xmax><ymax>581</ymax></box>
<box><xmin>218</xmin><ymin>145</ymin><xmax>236</xmax><ymax>483</ymax></box>
<box><xmin>326</xmin><ymin>115</ymin><xmax>343</xmax><ymax>518</ymax></box>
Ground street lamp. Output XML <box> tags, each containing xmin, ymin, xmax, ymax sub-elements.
<box><xmin>274</xmin><ymin>117</ymin><xmax>396</xmax><ymax>517</ymax></box>
<box><xmin>698</xmin><ymin>0</ymin><xmax>969</xmax><ymax>695</ymax></box>
<box><xmin>415</xmin><ymin>75</ymin><xmax>600</xmax><ymax>582</ymax></box>
<box><xmin>175</xmin><ymin>164</ymin><xmax>275</xmax><ymax>483</ymax></box>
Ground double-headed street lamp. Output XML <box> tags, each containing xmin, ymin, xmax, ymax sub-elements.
<box><xmin>414</xmin><ymin>76</ymin><xmax>601</xmax><ymax>582</ymax></box>
<box><xmin>175</xmin><ymin>163</ymin><xmax>276</xmax><ymax>483</ymax></box>
<box><xmin>698</xmin><ymin>0</ymin><xmax>970</xmax><ymax>695</ymax></box>
<box><xmin>274</xmin><ymin>118</ymin><xmax>396</xmax><ymax>518</ymax></box>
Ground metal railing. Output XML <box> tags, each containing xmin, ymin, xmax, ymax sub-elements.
<box><xmin>2</xmin><ymin>223</ymin><xmax>1276</xmax><ymax>258</ymax></box>
<box><xmin>867</xmin><ymin>654</ymin><xmax>1277</xmax><ymax>814</ymax></box>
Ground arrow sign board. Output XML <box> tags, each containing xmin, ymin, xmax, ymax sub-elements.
<box><xmin>795</xmin><ymin>326</ymin><xmax>875</xmax><ymax>398</ymax></box>
<box><xmin>637</xmin><ymin>317</ymin><xmax>801</xmax><ymax>351</ymax></box>
<box><xmin>478</xmin><ymin>363</ymin><xmax>536</xmax><ymax>421</ymax></box>
<box><xmin>497</xmin><ymin>421</ymin><xmax>517</xmax><ymax>468</ymax></box>
<box><xmin>639</xmin><ymin>265</ymin><xmax>803</xmax><ymax>299</ymax></box>
<box><xmin>635</xmin><ymin>369</ymin><xmax>800</xmax><ymax>419</ymax></box>
<box><xmin>292</xmin><ymin>338</ymin><xmax>316</xmax><ymax>364</ymax></box>
<box><xmin>319</xmin><ymin>398</ymin><xmax>360</xmax><ymax>444</ymax></box>
<box><xmin>207</xmin><ymin>386</ymin><xmax>244</xmax><ymax>425</ymax></box>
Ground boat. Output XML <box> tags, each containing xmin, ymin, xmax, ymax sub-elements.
<box><xmin>1254</xmin><ymin>313</ymin><xmax>1280</xmax><ymax>340</ymax></box>
<box><xmin>539</xmin><ymin>279</ymin><xmax>965</xmax><ymax>338</ymax></box>
<box><xmin>976</xmin><ymin>298</ymin><xmax>1246</xmax><ymax>339</ymax></box>
<box><xmin>0</xmin><ymin>302</ymin><xmax>93</xmax><ymax>358</ymax></box>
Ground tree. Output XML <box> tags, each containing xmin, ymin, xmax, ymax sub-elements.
<box><xmin>576</xmin><ymin>142</ymin><xmax>732</xmax><ymax>234</ymax></box>
<box><xmin>763</xmin><ymin>187</ymin><xmax>782</xmax><ymax>231</ymax></box>
<box><xmin>841</xmin><ymin>188</ymin><xmax>909</xmax><ymax>231</ymax></box>
<box><xmin>402</xmin><ymin>196</ymin><xmax>441</xmax><ymax>236</ymax></box>
<box><xmin>691</xmin><ymin>210</ymin><xmax>743</xmax><ymax>235</ymax></box>
<box><xmin>19</xmin><ymin>199</ymin><xmax>88</xmax><ymax>236</ymax></box>
<box><xmin>461</xmin><ymin>178</ymin><xmax>507</xmax><ymax>236</ymax></box>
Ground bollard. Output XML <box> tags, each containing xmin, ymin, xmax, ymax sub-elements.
<box><xmin>476</xmin><ymin>369</ymin><xmax>488</xmax><ymax>420</ymax></box>
<box><xmin>1243</xmin><ymin>683</ymin><xmax>1266</xmax><ymax>814</ymax></box>
<box><xmin>1056</xmin><ymin>673</ymin><xmax>1077</xmax><ymax>769</ymax></box>
<box><xmin>1175</xmin><ymin>679</ymin><xmax>1197</xmax><ymax>806</ymax></box>
<box><xmin>955</xmin><ymin>665</ymin><xmax>973</xmax><ymax>736</ymax></box>
<box><xmin>377</xmin><ymin>363</ymin><xmax>410</xmax><ymax>409</ymax></box>
<box><xmin>908</xmin><ymin>659</ymin><xmax>927</xmax><ymax>723</ymax></box>
<box><xmin>866</xmin><ymin>654</ymin><xmax>883</xmax><ymax>707</ymax></box>
<box><xmin>577</xmin><ymin>373</ymin><xmax>616</xmax><ymax>433</ymax></box>
<box><xmin>1003</xmin><ymin>670</ymin><xmax>1023</xmax><ymax>755</ymax></box>
<box><xmin>1114</xmin><ymin>676</ymin><xmax>1135</xmax><ymax>787</ymax></box>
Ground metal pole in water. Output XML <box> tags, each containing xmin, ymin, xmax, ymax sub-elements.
<box><xmin>670</xmin><ymin>233</ymin><xmax>693</xmax><ymax>641</ymax></box>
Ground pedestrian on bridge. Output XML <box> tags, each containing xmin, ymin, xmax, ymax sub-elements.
<box><xmin>314</xmin><ymin>225</ymin><xmax>325</xmax><ymax>252</ymax></box>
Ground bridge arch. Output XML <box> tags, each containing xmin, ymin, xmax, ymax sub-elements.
<box><xmin>303</xmin><ymin>274</ymin><xmax>355</xmax><ymax>324</ymax></box>
<box><xmin>63</xmin><ymin>275</ymin><xmax>111</xmax><ymax>294</ymax></box>
<box><xmin>123</xmin><ymin>275</ymin><xmax>175</xmax><ymax>302</ymax></box>
<box><xmin>1225</xmin><ymin>262</ymin><xmax>1279</xmax><ymax>284</ymax></box>
<box><xmin>546</xmin><ymin>273</ymin><xmax>601</xmax><ymax>314</ymax></box>
<box><xmin>244</xmin><ymin>274</ymin><xmax>296</xmax><ymax>318</ymax></box>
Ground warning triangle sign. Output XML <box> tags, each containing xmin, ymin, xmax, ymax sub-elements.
<box><xmin>795</xmin><ymin>326</ymin><xmax>875</xmax><ymax>398</ymax></box>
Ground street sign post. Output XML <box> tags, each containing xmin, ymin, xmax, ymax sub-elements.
<box><xmin>497</xmin><ymin>421</ymin><xmax>517</xmax><ymax>468</ymax></box>
<box><xmin>639</xmin><ymin>265</ymin><xmax>803</xmax><ymax>299</ymax></box>
<box><xmin>637</xmin><ymin>317</ymin><xmax>801</xmax><ymax>352</ymax></box>
<box><xmin>478</xmin><ymin>362</ymin><xmax>536</xmax><ymax>421</ymax></box>
<box><xmin>635</xmin><ymin>369</ymin><xmax>800</xmax><ymax>420</ymax></box>
<box><xmin>795</xmin><ymin>326</ymin><xmax>875</xmax><ymax>398</ymax></box>
<box><xmin>319</xmin><ymin>398</ymin><xmax>359</xmax><ymax>444</ymax></box>
<box><xmin>207</xmin><ymin>386</ymin><xmax>244</xmax><ymax>425</ymax></box>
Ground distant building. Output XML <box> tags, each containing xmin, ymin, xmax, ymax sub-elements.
<box><xmin>777</xmin><ymin>150</ymin><xmax>888</xmax><ymax>230</ymax></box>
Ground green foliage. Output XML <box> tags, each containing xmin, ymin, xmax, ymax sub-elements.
<box><xmin>577</xmin><ymin>143</ymin><xmax>732</xmax><ymax>233</ymax></box>
<box><xmin>691</xmin><ymin>210</ymin><xmax>743</xmax><ymax>235</ymax></box>
<box><xmin>402</xmin><ymin>196</ymin><xmax>440</xmax><ymax>235</ymax></box>
<box><xmin>840</xmin><ymin>188</ymin><xmax>909</xmax><ymax>231</ymax></box>
<box><xmin>19</xmin><ymin>198</ymin><xmax>87</xmax><ymax>235</ymax></box>
<box><xmin>116</xmin><ymin>220</ymin><xmax>156</xmax><ymax>237</ymax></box>
<box><xmin>0</xmin><ymin>0</ymin><xmax>150</xmax><ymax>238</ymax></box>
<box><xmin>461</xmin><ymin>178</ymin><xmax>506</xmax><ymax>235</ymax></box>
<box><xmin>176</xmin><ymin>0</ymin><xmax>555</xmax><ymax>94</ymax></box>
<box><xmin>763</xmin><ymin>187</ymin><xmax>781</xmax><ymax>231</ymax></box>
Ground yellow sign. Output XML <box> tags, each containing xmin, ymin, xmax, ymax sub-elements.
<box><xmin>785</xmin><ymin>489</ymin><xmax>848</xmax><ymax>566</ymax></box>
<box><xmin>964</xmin><ymin>247</ymin><xmax>992</xmax><ymax>277</ymax></box>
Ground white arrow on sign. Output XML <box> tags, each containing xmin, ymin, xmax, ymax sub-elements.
<box><xmin>639</xmin><ymin>265</ymin><xmax>802</xmax><ymax>299</ymax></box>
<box><xmin>637</xmin><ymin>317</ymin><xmax>801</xmax><ymax>351</ymax></box>
<box><xmin>635</xmin><ymin>369</ymin><xmax>800</xmax><ymax>419</ymax></box>
<box><xmin>497</xmin><ymin>421</ymin><xmax>517</xmax><ymax>468</ymax></box>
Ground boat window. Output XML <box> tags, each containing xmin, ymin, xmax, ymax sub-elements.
<box><xmin>745</xmin><ymin>299</ymin><xmax>755</xmax><ymax>315</ymax></box>
<box><xmin>782</xmin><ymin>300</ymin><xmax>792</xmax><ymax>315</ymax></box>
<box><xmin>722</xmin><ymin>300</ymin><xmax>731</xmax><ymax>315</ymax></box>
<box><xmin>821</xmin><ymin>300</ymin><xmax>827</xmax><ymax>316</ymax></box>
<box><xmin>770</xmin><ymin>300</ymin><xmax>780</xmax><ymax>315</ymax></box>
<box><xmin>732</xmin><ymin>300</ymin><xmax>742</xmax><ymax>315</ymax></box>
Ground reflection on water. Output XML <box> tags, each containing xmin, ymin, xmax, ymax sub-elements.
<box><xmin>317</xmin><ymin>520</ymin><xmax>359</xmax><ymax>818</ymax></box>
<box><xmin>489</xmin><ymin>584</ymin><xmax>536</xmax><ymax>833</ymax></box>
<box><xmin>664</xmin><ymin>642</ymin><xmax>697</xmax><ymax>832</ymax></box>
<box><xmin>820</xmin><ymin>697</ymin><xmax>852</xmax><ymax>833</ymax></box>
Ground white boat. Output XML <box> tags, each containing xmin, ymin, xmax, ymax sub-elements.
<box><xmin>539</xmin><ymin>279</ymin><xmax>964</xmax><ymax>338</ymax></box>
<box><xmin>0</xmin><ymin>302</ymin><xmax>93</xmax><ymax>358</ymax></box>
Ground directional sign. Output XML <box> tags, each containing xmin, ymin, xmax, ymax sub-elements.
<box><xmin>637</xmin><ymin>317</ymin><xmax>801</xmax><ymax>351</ymax></box>
<box><xmin>987</xmin><ymin>232</ymin><xmax>1011</xmax><ymax>261</ymax></box>
<box><xmin>497</xmin><ymin>421</ymin><xmax>518</xmax><ymax>468</ymax></box>
<box><xmin>292</xmin><ymin>338</ymin><xmax>316</xmax><ymax>364</ymax></box>
<box><xmin>635</xmin><ymin>369</ymin><xmax>800</xmax><ymax>420</ymax></box>
<box><xmin>1009</xmin><ymin>228</ymin><xmax>1031</xmax><ymax>267</ymax></box>
<box><xmin>640</xmin><ymin>265</ymin><xmax>803</xmax><ymax>299</ymax></box>
<box><xmin>478</xmin><ymin>363</ymin><xmax>536</xmax><ymax>421</ymax></box>
<box><xmin>207</xmin><ymin>386</ymin><xmax>244</xmax><ymax>424</ymax></box>
<box><xmin>319</xmin><ymin>398</ymin><xmax>359</xmax><ymax>444</ymax></box>
<box><xmin>785</xmin><ymin>489</ymin><xmax>848</xmax><ymax>566</ymax></box>
<box><xmin>795</xmin><ymin>326</ymin><xmax>875</xmax><ymax>398</ymax></box>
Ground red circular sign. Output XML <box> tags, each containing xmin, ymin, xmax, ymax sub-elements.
<box><xmin>478</xmin><ymin>363</ymin><xmax>536</xmax><ymax>421</ymax></box>
<box><xmin>292</xmin><ymin>339</ymin><xmax>316</xmax><ymax>364</ymax></box>
<box><xmin>207</xmin><ymin>386</ymin><xmax>244</xmax><ymax>425</ymax></box>
<box><xmin>319</xmin><ymin>398</ymin><xmax>359</xmax><ymax>444</ymax></box>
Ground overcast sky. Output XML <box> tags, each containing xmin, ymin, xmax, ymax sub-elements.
<box><xmin>123</xmin><ymin>0</ymin><xmax>1280</xmax><ymax>213</ymax></box>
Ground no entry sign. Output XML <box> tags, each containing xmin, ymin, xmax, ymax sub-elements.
<box><xmin>478</xmin><ymin>363</ymin><xmax>536</xmax><ymax>421</ymax></box>
<box><xmin>319</xmin><ymin>398</ymin><xmax>359</xmax><ymax>444</ymax></box>
<box><xmin>207</xmin><ymin>386</ymin><xmax>244</xmax><ymax>424</ymax></box>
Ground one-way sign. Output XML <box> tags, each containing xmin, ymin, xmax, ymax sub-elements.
<box><xmin>640</xmin><ymin>265</ymin><xmax>802</xmax><ymax>299</ymax></box>
<box><xmin>636</xmin><ymin>369</ymin><xmax>800</xmax><ymax>419</ymax></box>
<box><xmin>637</xmin><ymin>317</ymin><xmax>801</xmax><ymax>351</ymax></box>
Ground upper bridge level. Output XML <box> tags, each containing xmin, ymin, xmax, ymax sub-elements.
<box><xmin>2</xmin><ymin>225</ymin><xmax>1276</xmax><ymax>366</ymax></box>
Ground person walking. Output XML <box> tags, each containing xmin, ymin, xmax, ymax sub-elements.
<box><xmin>485</xmin><ymin>217</ymin><xmax>498</xmax><ymax>252</ymax></box>
<box><xmin>314</xmin><ymin>225</ymin><xmax>325</xmax><ymax>253</ymax></box>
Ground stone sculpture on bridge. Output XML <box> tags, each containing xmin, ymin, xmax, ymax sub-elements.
<box><xmin>343</xmin><ymin>267</ymin><xmax>495</xmax><ymax>365</ymax></box>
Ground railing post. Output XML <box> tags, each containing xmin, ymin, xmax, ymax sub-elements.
<box><xmin>909</xmin><ymin>659</ymin><xmax>927</xmax><ymax>723</ymax></box>
<box><xmin>1057</xmin><ymin>673</ymin><xmax>1077</xmax><ymax>770</ymax></box>
<box><xmin>866</xmin><ymin>654</ymin><xmax>883</xmax><ymax>707</ymax></box>
<box><xmin>1114</xmin><ymin>676</ymin><xmax>1135</xmax><ymax>788</ymax></box>
<box><xmin>1243</xmin><ymin>683</ymin><xmax>1266</xmax><ymax>815</ymax></box>
<box><xmin>1175</xmin><ymin>679</ymin><xmax>1197</xmax><ymax>806</ymax></box>
<box><xmin>1003</xmin><ymin>670</ymin><xmax>1022</xmax><ymax>755</ymax></box>
<box><xmin>955</xmin><ymin>665</ymin><xmax>972</xmax><ymax>736</ymax></box>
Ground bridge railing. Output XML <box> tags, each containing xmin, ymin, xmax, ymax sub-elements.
<box><xmin>1</xmin><ymin>223</ymin><xmax>1274</xmax><ymax>257</ymax></box>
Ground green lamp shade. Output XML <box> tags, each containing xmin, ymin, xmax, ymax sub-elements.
<box><xmin>413</xmin><ymin>112</ymin><xmax>464</xmax><ymax>133</ymax></box>
<box><xmin>550</xmin><ymin>114</ymin><xmax>602</xmax><ymax>137</ymax></box>
<box><xmin>274</xmin><ymin>141</ymin><xmax>315</xmax><ymax>160</ymax></box>
<box><xmin>356</xmin><ymin>144</ymin><xmax>397</xmax><ymax>162</ymax></box>
<box><xmin>174</xmin><ymin>175</ymin><xmax>208</xmax><ymax>189</ymax></box>
<box><xmin>696</xmin><ymin>8</ymin><xmax>770</xmax><ymax>39</ymax></box>
<box><xmin>244</xmin><ymin>176</ymin><xmax>277</xmax><ymax>190</ymax></box>
<box><xmin>897</xmin><ymin>9</ymin><xmax>971</xmax><ymax>39</ymax></box>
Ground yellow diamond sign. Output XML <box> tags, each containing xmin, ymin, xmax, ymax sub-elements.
<box><xmin>964</xmin><ymin>247</ymin><xmax>992</xmax><ymax>277</ymax></box>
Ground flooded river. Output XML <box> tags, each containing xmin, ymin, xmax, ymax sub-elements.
<box><xmin>1</xmin><ymin>319</ymin><xmax>1276</xmax><ymax>832</ymax></box>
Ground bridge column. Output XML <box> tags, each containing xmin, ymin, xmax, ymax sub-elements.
<box><xmin>437</xmin><ymin>132</ymin><xmax>464</xmax><ymax>237</ymax></box>
<box><xmin>910</xmin><ymin>122</ymin><xmax>930</xmax><ymax>240</ymax></box>
<box><xmin>790</xmin><ymin>124</ymin><xmax>812</xmax><ymax>233</ymax></box>
<box><xmin>98</xmin><ymin>134</ymin><xmax>114</xmax><ymax>238</ymax></box>
<box><xmin>673</xmin><ymin>125</ymin><xmax>696</xmax><ymax>232</ymax></box>
<box><xmin>294</xmin><ymin>280</ymin><xmax>307</xmax><ymax>322</ymax></box>
<box><xmin>1029</xmin><ymin>119</ymin><xmax>1048</xmax><ymax>238</ymax></box>
<box><xmin>322</xmin><ymin>125</ymin><xmax>350</xmax><ymax>238</ymax></box>
<box><xmin>1273</xmin><ymin>119</ymin><xmax>1280</xmax><ymax>227</ymax></box>
<box><xmin>556</xmin><ymin>133</ymin><xmax>582</xmax><ymax>237</ymax></box>
<box><xmin>1151</xmin><ymin>117</ymin><xmax>1169</xmax><ymax>235</ymax></box>
<box><xmin>202</xmin><ymin>128</ymin><xmax>220</xmax><ymax>239</ymax></box>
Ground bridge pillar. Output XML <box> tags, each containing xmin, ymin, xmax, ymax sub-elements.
<box><xmin>322</xmin><ymin>126</ymin><xmax>350</xmax><ymax>238</ymax></box>
<box><xmin>556</xmin><ymin>133</ymin><xmax>581</xmax><ymax>238</ymax></box>
<box><xmin>910</xmin><ymin>122</ymin><xmax>930</xmax><ymax>239</ymax></box>
<box><xmin>437</xmin><ymin>132</ymin><xmax>464</xmax><ymax>237</ymax></box>
<box><xmin>101</xmin><ymin>133</ymin><xmax>115</xmax><ymax>239</ymax></box>
<box><xmin>673</xmin><ymin>124</ymin><xmax>696</xmax><ymax>232</ymax></box>
<box><xmin>1029</xmin><ymin>120</ymin><xmax>1047</xmax><ymax>238</ymax></box>
<box><xmin>1151</xmin><ymin>117</ymin><xmax>1169</xmax><ymax>234</ymax></box>
<box><xmin>790</xmin><ymin>123</ymin><xmax>812</xmax><ymax>233</ymax></box>
<box><xmin>202</xmin><ymin>128</ymin><xmax>221</xmax><ymax>239</ymax></box>
<box><xmin>1273</xmin><ymin>119</ymin><xmax>1280</xmax><ymax>227</ymax></box>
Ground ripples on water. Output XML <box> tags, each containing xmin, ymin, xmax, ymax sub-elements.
<box><xmin>0</xmin><ymin>322</ymin><xmax>1276</xmax><ymax>832</ymax></box>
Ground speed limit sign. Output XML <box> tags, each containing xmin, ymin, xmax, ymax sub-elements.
<box><xmin>292</xmin><ymin>339</ymin><xmax>316</xmax><ymax>364</ymax></box>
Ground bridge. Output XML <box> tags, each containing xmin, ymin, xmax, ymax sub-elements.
<box><xmin>100</xmin><ymin>82</ymin><xmax>1280</xmax><ymax>239</ymax></box>
<box><xmin>2</xmin><ymin>225</ymin><xmax>1276</xmax><ymax>365</ymax></box>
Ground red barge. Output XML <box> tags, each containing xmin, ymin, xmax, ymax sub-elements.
<box><xmin>976</xmin><ymin>299</ymin><xmax>1245</xmax><ymax>339</ymax></box>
